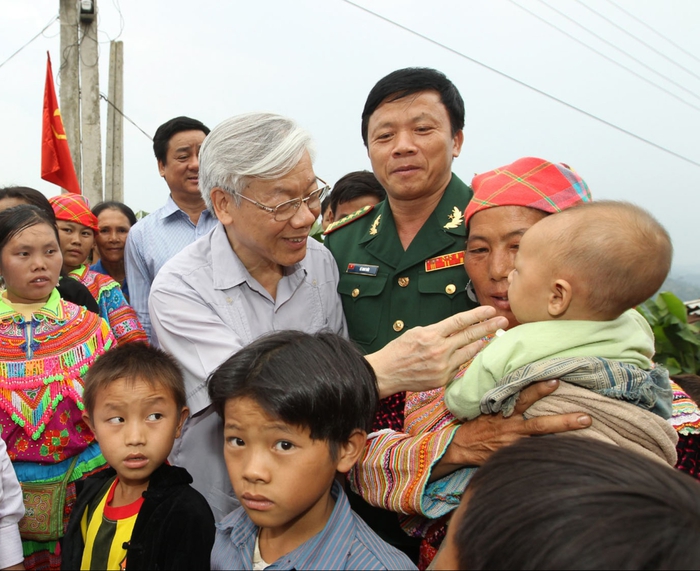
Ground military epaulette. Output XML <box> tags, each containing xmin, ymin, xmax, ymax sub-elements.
<box><xmin>323</xmin><ymin>204</ymin><xmax>375</xmax><ymax>235</ymax></box>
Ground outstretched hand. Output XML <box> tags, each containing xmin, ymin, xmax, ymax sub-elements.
<box><xmin>366</xmin><ymin>306</ymin><xmax>509</xmax><ymax>398</ymax></box>
<box><xmin>431</xmin><ymin>380</ymin><xmax>592</xmax><ymax>481</ymax></box>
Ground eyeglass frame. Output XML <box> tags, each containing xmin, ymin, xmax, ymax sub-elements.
<box><xmin>229</xmin><ymin>177</ymin><xmax>330</xmax><ymax>222</ymax></box>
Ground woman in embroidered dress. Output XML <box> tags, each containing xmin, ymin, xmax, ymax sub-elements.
<box><xmin>348</xmin><ymin>157</ymin><xmax>700</xmax><ymax>570</ymax></box>
<box><xmin>0</xmin><ymin>205</ymin><xmax>115</xmax><ymax>570</ymax></box>
<box><xmin>90</xmin><ymin>201</ymin><xmax>137</xmax><ymax>302</ymax></box>
<box><xmin>47</xmin><ymin>194</ymin><xmax>147</xmax><ymax>345</ymax></box>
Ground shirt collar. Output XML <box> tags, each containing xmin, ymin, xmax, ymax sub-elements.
<box><xmin>217</xmin><ymin>481</ymin><xmax>355</xmax><ymax>569</ymax></box>
<box><xmin>158</xmin><ymin>196</ymin><xmax>183</xmax><ymax>220</ymax></box>
<box><xmin>358</xmin><ymin>173</ymin><xmax>469</xmax><ymax>246</ymax></box>
<box><xmin>285</xmin><ymin>480</ymin><xmax>355</xmax><ymax>570</ymax></box>
<box><xmin>68</xmin><ymin>264</ymin><xmax>88</xmax><ymax>280</ymax></box>
<box><xmin>433</xmin><ymin>173</ymin><xmax>470</xmax><ymax>238</ymax></box>
<box><xmin>0</xmin><ymin>288</ymin><xmax>64</xmax><ymax>321</ymax></box>
<box><xmin>210</xmin><ymin>223</ymin><xmax>306</xmax><ymax>292</ymax></box>
<box><xmin>159</xmin><ymin>195</ymin><xmax>215</xmax><ymax>223</ymax></box>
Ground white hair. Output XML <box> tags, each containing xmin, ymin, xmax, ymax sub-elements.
<box><xmin>198</xmin><ymin>112</ymin><xmax>316</xmax><ymax>210</ymax></box>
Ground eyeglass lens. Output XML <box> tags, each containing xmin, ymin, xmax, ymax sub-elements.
<box><xmin>274</xmin><ymin>184</ymin><xmax>326</xmax><ymax>221</ymax></box>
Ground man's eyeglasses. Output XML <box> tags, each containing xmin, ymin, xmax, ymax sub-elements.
<box><xmin>233</xmin><ymin>178</ymin><xmax>330</xmax><ymax>222</ymax></box>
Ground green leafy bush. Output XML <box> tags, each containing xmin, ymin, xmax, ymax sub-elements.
<box><xmin>309</xmin><ymin>220</ymin><xmax>325</xmax><ymax>243</ymax></box>
<box><xmin>637</xmin><ymin>291</ymin><xmax>700</xmax><ymax>375</ymax></box>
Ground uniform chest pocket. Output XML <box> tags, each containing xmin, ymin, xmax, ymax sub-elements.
<box><xmin>338</xmin><ymin>274</ymin><xmax>387</xmax><ymax>346</ymax></box>
<box><xmin>338</xmin><ymin>274</ymin><xmax>387</xmax><ymax>300</ymax></box>
<box><xmin>417</xmin><ymin>270</ymin><xmax>471</xmax><ymax>323</ymax></box>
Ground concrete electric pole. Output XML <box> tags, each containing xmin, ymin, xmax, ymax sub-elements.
<box><xmin>105</xmin><ymin>40</ymin><xmax>124</xmax><ymax>202</ymax></box>
<box><xmin>58</xmin><ymin>0</ymin><xmax>107</xmax><ymax>207</ymax></box>
<box><xmin>58</xmin><ymin>0</ymin><xmax>80</xmax><ymax>182</ymax></box>
<box><xmin>78</xmin><ymin>1</ymin><xmax>103</xmax><ymax>207</ymax></box>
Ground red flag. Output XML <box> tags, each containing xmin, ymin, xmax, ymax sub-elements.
<box><xmin>41</xmin><ymin>52</ymin><xmax>81</xmax><ymax>194</ymax></box>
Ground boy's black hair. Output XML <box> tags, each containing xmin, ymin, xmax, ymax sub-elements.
<box><xmin>361</xmin><ymin>67</ymin><xmax>465</xmax><ymax>146</ymax></box>
<box><xmin>454</xmin><ymin>435</ymin><xmax>700</xmax><ymax>570</ymax></box>
<box><xmin>92</xmin><ymin>201</ymin><xmax>138</xmax><ymax>227</ymax></box>
<box><xmin>83</xmin><ymin>342</ymin><xmax>187</xmax><ymax>416</ymax></box>
<box><xmin>208</xmin><ymin>331</ymin><xmax>378</xmax><ymax>448</ymax></box>
<box><xmin>153</xmin><ymin>116</ymin><xmax>210</xmax><ymax>165</ymax></box>
<box><xmin>329</xmin><ymin>170</ymin><xmax>386</xmax><ymax>217</ymax></box>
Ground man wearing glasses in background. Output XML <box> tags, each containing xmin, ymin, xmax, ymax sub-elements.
<box><xmin>148</xmin><ymin>112</ymin><xmax>344</xmax><ymax>521</ymax></box>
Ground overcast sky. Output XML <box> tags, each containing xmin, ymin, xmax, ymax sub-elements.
<box><xmin>1</xmin><ymin>0</ymin><xmax>698</xmax><ymax>272</ymax></box>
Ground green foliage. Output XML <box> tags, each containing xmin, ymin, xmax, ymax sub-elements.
<box><xmin>309</xmin><ymin>220</ymin><xmax>325</xmax><ymax>243</ymax></box>
<box><xmin>637</xmin><ymin>291</ymin><xmax>700</xmax><ymax>375</ymax></box>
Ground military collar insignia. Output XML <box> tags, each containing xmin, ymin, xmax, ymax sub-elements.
<box><xmin>443</xmin><ymin>206</ymin><xmax>464</xmax><ymax>229</ymax></box>
<box><xmin>323</xmin><ymin>204</ymin><xmax>375</xmax><ymax>235</ymax></box>
<box><xmin>369</xmin><ymin>214</ymin><xmax>381</xmax><ymax>236</ymax></box>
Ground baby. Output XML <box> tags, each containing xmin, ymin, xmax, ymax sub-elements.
<box><xmin>445</xmin><ymin>201</ymin><xmax>677</xmax><ymax>463</ymax></box>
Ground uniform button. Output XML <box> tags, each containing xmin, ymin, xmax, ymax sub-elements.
<box><xmin>393</xmin><ymin>320</ymin><xmax>404</xmax><ymax>332</ymax></box>
<box><xmin>398</xmin><ymin>277</ymin><xmax>410</xmax><ymax>287</ymax></box>
<box><xmin>445</xmin><ymin>284</ymin><xmax>456</xmax><ymax>295</ymax></box>
<box><xmin>352</xmin><ymin>288</ymin><xmax>360</xmax><ymax>298</ymax></box>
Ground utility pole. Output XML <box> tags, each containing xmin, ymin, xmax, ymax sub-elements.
<box><xmin>58</xmin><ymin>0</ymin><xmax>80</xmax><ymax>183</ymax></box>
<box><xmin>58</xmin><ymin>0</ymin><xmax>103</xmax><ymax>206</ymax></box>
<box><xmin>105</xmin><ymin>40</ymin><xmax>124</xmax><ymax>202</ymax></box>
<box><xmin>79</xmin><ymin>1</ymin><xmax>103</xmax><ymax>207</ymax></box>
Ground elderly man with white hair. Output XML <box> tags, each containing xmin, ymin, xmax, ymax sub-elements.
<box><xmin>149</xmin><ymin>112</ymin><xmax>342</xmax><ymax>519</ymax></box>
<box><xmin>150</xmin><ymin>112</ymin><xmax>504</xmax><ymax>521</ymax></box>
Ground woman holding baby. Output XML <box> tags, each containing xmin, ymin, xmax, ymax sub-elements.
<box><xmin>349</xmin><ymin>157</ymin><xmax>700</xmax><ymax>570</ymax></box>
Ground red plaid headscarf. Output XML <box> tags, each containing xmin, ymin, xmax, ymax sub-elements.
<box><xmin>465</xmin><ymin>157</ymin><xmax>592</xmax><ymax>229</ymax></box>
<box><xmin>48</xmin><ymin>194</ymin><xmax>99</xmax><ymax>232</ymax></box>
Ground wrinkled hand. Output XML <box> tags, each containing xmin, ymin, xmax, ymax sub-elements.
<box><xmin>366</xmin><ymin>307</ymin><xmax>509</xmax><ymax>398</ymax></box>
<box><xmin>431</xmin><ymin>380</ymin><xmax>592</xmax><ymax>481</ymax></box>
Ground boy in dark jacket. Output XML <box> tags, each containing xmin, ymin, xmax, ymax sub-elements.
<box><xmin>62</xmin><ymin>343</ymin><xmax>215</xmax><ymax>570</ymax></box>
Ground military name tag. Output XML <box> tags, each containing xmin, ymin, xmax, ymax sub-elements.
<box><xmin>347</xmin><ymin>263</ymin><xmax>379</xmax><ymax>276</ymax></box>
<box><xmin>425</xmin><ymin>251</ymin><xmax>465</xmax><ymax>272</ymax></box>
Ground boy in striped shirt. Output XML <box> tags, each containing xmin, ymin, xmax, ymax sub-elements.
<box><xmin>208</xmin><ymin>331</ymin><xmax>416</xmax><ymax>570</ymax></box>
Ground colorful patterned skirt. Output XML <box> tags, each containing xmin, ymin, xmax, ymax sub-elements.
<box><xmin>12</xmin><ymin>443</ymin><xmax>107</xmax><ymax>570</ymax></box>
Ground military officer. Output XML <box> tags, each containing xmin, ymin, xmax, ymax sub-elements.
<box><xmin>325</xmin><ymin>67</ymin><xmax>478</xmax><ymax>431</ymax></box>
<box><xmin>324</xmin><ymin>66</ymin><xmax>478</xmax><ymax>560</ymax></box>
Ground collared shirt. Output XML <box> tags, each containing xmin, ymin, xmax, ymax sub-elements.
<box><xmin>149</xmin><ymin>223</ymin><xmax>347</xmax><ymax>415</ymax></box>
<box><xmin>124</xmin><ymin>196</ymin><xmax>217</xmax><ymax>340</ymax></box>
<box><xmin>211</xmin><ymin>480</ymin><xmax>417</xmax><ymax>570</ymax></box>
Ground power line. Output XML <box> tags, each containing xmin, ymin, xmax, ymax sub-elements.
<box><xmin>339</xmin><ymin>0</ymin><xmax>700</xmax><ymax>169</ymax></box>
<box><xmin>508</xmin><ymin>0</ymin><xmax>700</xmax><ymax>113</ymax></box>
<box><xmin>574</xmin><ymin>0</ymin><xmax>700</xmax><ymax>83</ymax></box>
<box><xmin>535</xmin><ymin>0</ymin><xmax>700</xmax><ymax>102</ymax></box>
<box><xmin>100</xmin><ymin>93</ymin><xmax>152</xmax><ymax>141</ymax></box>
<box><xmin>0</xmin><ymin>15</ymin><xmax>59</xmax><ymax>70</ymax></box>
<box><xmin>604</xmin><ymin>0</ymin><xmax>700</xmax><ymax>67</ymax></box>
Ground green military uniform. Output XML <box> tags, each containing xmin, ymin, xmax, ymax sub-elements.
<box><xmin>325</xmin><ymin>173</ymin><xmax>478</xmax><ymax>357</ymax></box>
<box><xmin>325</xmin><ymin>172</ymin><xmax>478</xmax><ymax>559</ymax></box>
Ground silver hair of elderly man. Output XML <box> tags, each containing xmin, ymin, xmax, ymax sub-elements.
<box><xmin>198</xmin><ymin>112</ymin><xmax>317</xmax><ymax>210</ymax></box>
